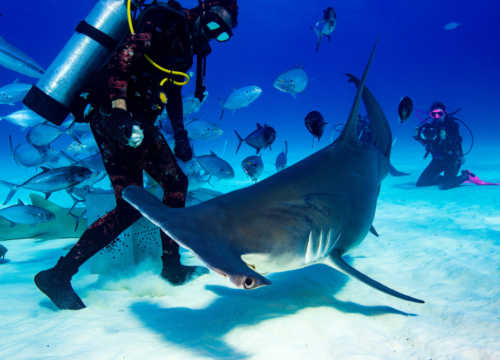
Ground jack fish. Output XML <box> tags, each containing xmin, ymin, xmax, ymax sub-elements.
<box><xmin>273</xmin><ymin>62</ymin><xmax>309</xmax><ymax>98</ymax></box>
<box><xmin>0</xmin><ymin>36</ymin><xmax>45</xmax><ymax>78</ymax></box>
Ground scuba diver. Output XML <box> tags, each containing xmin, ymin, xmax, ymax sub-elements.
<box><xmin>356</xmin><ymin>114</ymin><xmax>409</xmax><ymax>177</ymax></box>
<box><xmin>413</xmin><ymin>102</ymin><xmax>474</xmax><ymax>190</ymax></box>
<box><xmin>34</xmin><ymin>0</ymin><xmax>239</xmax><ymax>310</ymax></box>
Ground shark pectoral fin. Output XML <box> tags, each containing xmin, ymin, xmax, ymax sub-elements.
<box><xmin>325</xmin><ymin>252</ymin><xmax>424</xmax><ymax>304</ymax></box>
<box><xmin>369</xmin><ymin>225</ymin><xmax>379</xmax><ymax>237</ymax></box>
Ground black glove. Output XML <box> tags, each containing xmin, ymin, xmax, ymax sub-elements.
<box><xmin>104</xmin><ymin>108</ymin><xmax>134</xmax><ymax>145</ymax></box>
<box><xmin>173</xmin><ymin>129</ymin><xmax>192</xmax><ymax>162</ymax></box>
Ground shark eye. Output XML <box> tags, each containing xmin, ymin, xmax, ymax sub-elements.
<box><xmin>280</xmin><ymin>80</ymin><xmax>283</xmax><ymax>83</ymax></box>
<box><xmin>243</xmin><ymin>277</ymin><xmax>255</xmax><ymax>289</ymax></box>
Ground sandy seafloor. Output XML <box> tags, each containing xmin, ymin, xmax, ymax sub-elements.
<box><xmin>1</xmin><ymin>143</ymin><xmax>500</xmax><ymax>360</ymax></box>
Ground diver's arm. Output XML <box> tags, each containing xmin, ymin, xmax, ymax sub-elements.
<box><xmin>108</xmin><ymin>12</ymin><xmax>165</xmax><ymax>107</ymax></box>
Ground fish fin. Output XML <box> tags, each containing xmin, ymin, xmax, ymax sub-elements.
<box><xmin>59</xmin><ymin>151</ymin><xmax>77</xmax><ymax>166</ymax></box>
<box><xmin>369</xmin><ymin>225</ymin><xmax>379</xmax><ymax>237</ymax></box>
<box><xmin>291</xmin><ymin>93</ymin><xmax>297</xmax><ymax>99</ymax></box>
<box><xmin>210</xmin><ymin>151</ymin><xmax>217</xmax><ymax>157</ymax></box>
<box><xmin>299</xmin><ymin>60</ymin><xmax>303</xmax><ymax>69</ymax></box>
<box><xmin>232</xmin><ymin>87</ymin><xmax>237</xmax><ymax>92</ymax></box>
<box><xmin>256</xmin><ymin>123</ymin><xmax>263</xmax><ymax>129</ymax></box>
<box><xmin>44</xmin><ymin>192</ymin><xmax>52</xmax><ymax>201</ymax></box>
<box><xmin>218</xmin><ymin>98</ymin><xmax>225</xmax><ymax>119</ymax></box>
<box><xmin>10</xmin><ymin>221</ymin><xmax>18</xmax><ymax>228</ymax></box>
<box><xmin>312</xmin><ymin>27</ymin><xmax>322</xmax><ymax>51</ymax></box>
<box><xmin>234</xmin><ymin>130</ymin><xmax>244</xmax><ymax>154</ymax></box>
<box><xmin>8</xmin><ymin>103</ymin><xmax>15</xmax><ymax>106</ymax></box>
<box><xmin>66</xmin><ymin>190</ymin><xmax>85</xmax><ymax>214</ymax></box>
<box><xmin>285</xmin><ymin>141</ymin><xmax>288</xmax><ymax>155</ymax></box>
<box><xmin>9</xmin><ymin>136</ymin><xmax>20</xmax><ymax>167</ymax></box>
<box><xmin>40</xmin><ymin>166</ymin><xmax>51</xmax><ymax>173</ymax></box>
<box><xmin>389</xmin><ymin>164</ymin><xmax>410</xmax><ymax>177</ymax></box>
<box><xmin>325</xmin><ymin>251</ymin><xmax>424</xmax><ymax>304</ymax></box>
<box><xmin>21</xmin><ymin>126</ymin><xmax>28</xmax><ymax>132</ymax></box>
<box><xmin>256</xmin><ymin>148</ymin><xmax>260</xmax><ymax>155</ymax></box>
<box><xmin>316</xmin><ymin>20</ymin><xmax>324</xmax><ymax>26</ymax></box>
<box><xmin>13</xmin><ymin>78</ymin><xmax>19</xmax><ymax>84</ymax></box>
<box><xmin>17</xmin><ymin>199</ymin><xmax>25</xmax><ymax>206</ymax></box>
<box><xmin>0</xmin><ymin>180</ymin><xmax>19</xmax><ymax>205</ymax></box>
<box><xmin>336</xmin><ymin>39</ymin><xmax>379</xmax><ymax>149</ymax></box>
<box><xmin>269</xmin><ymin>145</ymin><xmax>272</xmax><ymax>151</ymax></box>
<box><xmin>232</xmin><ymin>110</ymin><xmax>236</xmax><ymax>116</ymax></box>
<box><xmin>328</xmin><ymin>35</ymin><xmax>331</xmax><ymax>42</ymax></box>
<box><xmin>31</xmin><ymin>223</ymin><xmax>37</xmax><ymax>228</ymax></box>
<box><xmin>66</xmin><ymin>121</ymin><xmax>82</xmax><ymax>144</ymax></box>
<box><xmin>69</xmin><ymin>210</ymin><xmax>86</xmax><ymax>232</ymax></box>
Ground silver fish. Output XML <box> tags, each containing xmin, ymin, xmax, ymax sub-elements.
<box><xmin>0</xmin><ymin>78</ymin><xmax>32</xmax><ymax>106</ymax></box>
<box><xmin>0</xmin><ymin>36</ymin><xmax>45</xmax><ymax>78</ymax></box>
<box><xmin>192</xmin><ymin>146</ymin><xmax>234</xmax><ymax>181</ymax></box>
<box><xmin>0</xmin><ymin>109</ymin><xmax>46</xmax><ymax>130</ymax></box>
<box><xmin>185</xmin><ymin>119</ymin><xmax>223</xmax><ymax>140</ymax></box>
<box><xmin>273</xmin><ymin>61</ymin><xmax>309</xmax><ymax>98</ymax></box>
<box><xmin>27</xmin><ymin>121</ymin><xmax>81</xmax><ymax>147</ymax></box>
<box><xmin>218</xmin><ymin>86</ymin><xmax>262</xmax><ymax>119</ymax></box>
<box><xmin>241</xmin><ymin>155</ymin><xmax>264</xmax><ymax>182</ymax></box>
<box><xmin>183</xmin><ymin>91</ymin><xmax>209</xmax><ymax>116</ymax></box>
<box><xmin>60</xmin><ymin>152</ymin><xmax>106</xmax><ymax>173</ymax></box>
<box><xmin>9</xmin><ymin>135</ymin><xmax>58</xmax><ymax>168</ymax></box>
<box><xmin>66</xmin><ymin>132</ymin><xmax>98</xmax><ymax>154</ymax></box>
<box><xmin>0</xmin><ymin>166</ymin><xmax>92</xmax><ymax>205</ymax></box>
<box><xmin>0</xmin><ymin>199</ymin><xmax>55</xmax><ymax>228</ymax></box>
<box><xmin>275</xmin><ymin>141</ymin><xmax>288</xmax><ymax>172</ymax></box>
<box><xmin>0</xmin><ymin>194</ymin><xmax>87</xmax><ymax>241</ymax></box>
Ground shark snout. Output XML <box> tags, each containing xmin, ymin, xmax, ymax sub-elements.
<box><xmin>230</xmin><ymin>273</ymin><xmax>272</xmax><ymax>290</ymax></box>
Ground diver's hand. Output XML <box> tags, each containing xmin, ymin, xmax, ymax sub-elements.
<box><xmin>173</xmin><ymin>129</ymin><xmax>192</xmax><ymax>162</ymax></box>
<box><xmin>413</xmin><ymin>126</ymin><xmax>420</xmax><ymax>138</ymax></box>
<box><xmin>440</xmin><ymin>130</ymin><xmax>447</xmax><ymax>140</ymax></box>
<box><xmin>105</xmin><ymin>108</ymin><xmax>135</xmax><ymax>146</ymax></box>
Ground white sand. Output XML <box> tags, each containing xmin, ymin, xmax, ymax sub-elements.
<box><xmin>1</xmin><ymin>144</ymin><xmax>500</xmax><ymax>359</ymax></box>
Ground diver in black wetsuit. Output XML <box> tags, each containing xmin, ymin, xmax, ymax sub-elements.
<box><xmin>34</xmin><ymin>0</ymin><xmax>239</xmax><ymax>310</ymax></box>
<box><xmin>357</xmin><ymin>114</ymin><xmax>409</xmax><ymax>177</ymax></box>
<box><xmin>414</xmin><ymin>102</ymin><xmax>471</xmax><ymax>190</ymax></box>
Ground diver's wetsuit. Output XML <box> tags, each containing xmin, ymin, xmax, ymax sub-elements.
<box><xmin>66</xmin><ymin>6</ymin><xmax>194</xmax><ymax>269</ymax></box>
<box><xmin>415</xmin><ymin>116</ymin><xmax>465</xmax><ymax>190</ymax></box>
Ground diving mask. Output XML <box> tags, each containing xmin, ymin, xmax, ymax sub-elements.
<box><xmin>430</xmin><ymin>109</ymin><xmax>446</xmax><ymax>119</ymax></box>
<box><xmin>202</xmin><ymin>13</ymin><xmax>233</xmax><ymax>42</ymax></box>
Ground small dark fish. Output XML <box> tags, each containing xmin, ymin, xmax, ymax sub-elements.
<box><xmin>0</xmin><ymin>199</ymin><xmax>55</xmax><ymax>228</ymax></box>
<box><xmin>234</xmin><ymin>123</ymin><xmax>276</xmax><ymax>154</ymax></box>
<box><xmin>398</xmin><ymin>96</ymin><xmax>413</xmax><ymax>125</ymax></box>
<box><xmin>275</xmin><ymin>141</ymin><xmax>288</xmax><ymax>172</ymax></box>
<box><xmin>241</xmin><ymin>155</ymin><xmax>264</xmax><ymax>182</ymax></box>
<box><xmin>0</xmin><ymin>166</ymin><xmax>92</xmax><ymax>205</ymax></box>
<box><xmin>0</xmin><ymin>243</ymin><xmax>7</xmax><ymax>261</ymax></box>
<box><xmin>305</xmin><ymin>111</ymin><xmax>329</xmax><ymax>147</ymax></box>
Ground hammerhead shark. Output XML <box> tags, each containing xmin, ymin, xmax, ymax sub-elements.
<box><xmin>123</xmin><ymin>41</ymin><xmax>424</xmax><ymax>304</ymax></box>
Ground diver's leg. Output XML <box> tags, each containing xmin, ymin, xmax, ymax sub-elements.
<box><xmin>416</xmin><ymin>158</ymin><xmax>445</xmax><ymax>187</ymax></box>
<box><xmin>35</xmin><ymin>115</ymin><xmax>143</xmax><ymax>310</ymax></box>
<box><xmin>441</xmin><ymin>157</ymin><xmax>467</xmax><ymax>190</ymax></box>
<box><xmin>140</xmin><ymin>130</ymin><xmax>209</xmax><ymax>285</ymax></box>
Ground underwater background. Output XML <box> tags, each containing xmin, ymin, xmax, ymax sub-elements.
<box><xmin>1</xmin><ymin>0</ymin><xmax>500</xmax><ymax>359</ymax></box>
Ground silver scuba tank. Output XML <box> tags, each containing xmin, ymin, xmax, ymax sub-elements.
<box><xmin>23</xmin><ymin>0</ymin><xmax>130</xmax><ymax>126</ymax></box>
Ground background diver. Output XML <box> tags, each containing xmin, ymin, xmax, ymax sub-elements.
<box><xmin>413</xmin><ymin>101</ymin><xmax>484</xmax><ymax>190</ymax></box>
<box><xmin>34</xmin><ymin>0</ymin><xmax>239</xmax><ymax>310</ymax></box>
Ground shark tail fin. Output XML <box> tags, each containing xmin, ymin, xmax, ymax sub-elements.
<box><xmin>326</xmin><ymin>252</ymin><xmax>424</xmax><ymax>304</ymax></box>
<box><xmin>336</xmin><ymin>39</ymin><xmax>379</xmax><ymax>149</ymax></box>
<box><xmin>234</xmin><ymin>130</ymin><xmax>244</xmax><ymax>154</ymax></box>
<box><xmin>219</xmin><ymin>98</ymin><xmax>225</xmax><ymax>119</ymax></box>
<box><xmin>0</xmin><ymin>180</ymin><xmax>20</xmax><ymax>205</ymax></box>
<box><xmin>69</xmin><ymin>210</ymin><xmax>87</xmax><ymax>232</ymax></box>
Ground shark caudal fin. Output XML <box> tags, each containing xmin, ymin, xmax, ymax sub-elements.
<box><xmin>345</xmin><ymin>73</ymin><xmax>392</xmax><ymax>160</ymax></box>
<box><xmin>234</xmin><ymin>130</ymin><xmax>244</xmax><ymax>154</ymax></box>
<box><xmin>336</xmin><ymin>39</ymin><xmax>379</xmax><ymax>149</ymax></box>
<box><xmin>326</xmin><ymin>252</ymin><xmax>424</xmax><ymax>303</ymax></box>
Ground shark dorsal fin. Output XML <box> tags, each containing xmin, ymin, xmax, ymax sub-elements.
<box><xmin>336</xmin><ymin>39</ymin><xmax>378</xmax><ymax>148</ymax></box>
<box><xmin>256</xmin><ymin>124</ymin><xmax>263</xmax><ymax>129</ymax></box>
<box><xmin>18</xmin><ymin>199</ymin><xmax>25</xmax><ymax>206</ymax></box>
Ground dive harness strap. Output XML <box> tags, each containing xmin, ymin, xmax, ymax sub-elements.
<box><xmin>75</xmin><ymin>20</ymin><xmax>119</xmax><ymax>50</ymax></box>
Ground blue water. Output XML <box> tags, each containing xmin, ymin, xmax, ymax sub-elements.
<box><xmin>0</xmin><ymin>0</ymin><xmax>499</xmax><ymax>191</ymax></box>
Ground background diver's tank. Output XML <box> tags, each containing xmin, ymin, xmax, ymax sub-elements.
<box><xmin>23</xmin><ymin>0</ymin><xmax>130</xmax><ymax>126</ymax></box>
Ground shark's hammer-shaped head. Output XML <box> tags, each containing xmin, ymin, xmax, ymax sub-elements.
<box><xmin>229</xmin><ymin>271</ymin><xmax>272</xmax><ymax>290</ymax></box>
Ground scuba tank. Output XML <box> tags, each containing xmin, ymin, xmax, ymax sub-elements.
<box><xmin>23</xmin><ymin>0</ymin><xmax>130</xmax><ymax>126</ymax></box>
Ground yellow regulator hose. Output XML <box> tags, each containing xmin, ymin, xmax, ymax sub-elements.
<box><xmin>127</xmin><ymin>0</ymin><xmax>190</xmax><ymax>86</ymax></box>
